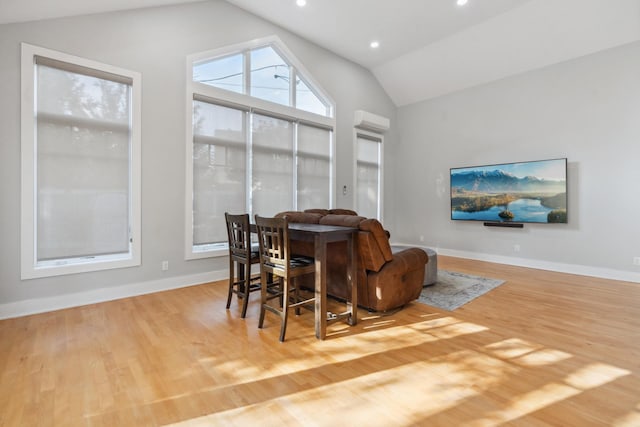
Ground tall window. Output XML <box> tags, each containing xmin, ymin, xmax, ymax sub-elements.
<box><xmin>21</xmin><ymin>44</ymin><xmax>141</xmax><ymax>279</ymax></box>
<box><xmin>186</xmin><ymin>36</ymin><xmax>335</xmax><ymax>258</ymax></box>
<box><xmin>189</xmin><ymin>98</ymin><xmax>332</xmax><ymax>255</ymax></box>
<box><xmin>355</xmin><ymin>132</ymin><xmax>383</xmax><ymax>220</ymax></box>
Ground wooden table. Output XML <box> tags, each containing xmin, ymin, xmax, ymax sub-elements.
<box><xmin>287</xmin><ymin>223</ymin><xmax>358</xmax><ymax>340</ymax></box>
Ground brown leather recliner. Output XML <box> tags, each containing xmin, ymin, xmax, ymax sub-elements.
<box><xmin>275</xmin><ymin>210</ymin><xmax>429</xmax><ymax>312</ymax></box>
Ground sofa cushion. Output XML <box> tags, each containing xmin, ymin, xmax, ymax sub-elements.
<box><xmin>303</xmin><ymin>208</ymin><xmax>357</xmax><ymax>216</ymax></box>
<box><xmin>359</xmin><ymin>219</ymin><xmax>393</xmax><ymax>262</ymax></box>
<box><xmin>304</xmin><ymin>208</ymin><xmax>330</xmax><ymax>216</ymax></box>
<box><xmin>329</xmin><ymin>208</ymin><xmax>358</xmax><ymax>216</ymax></box>
<box><xmin>318</xmin><ymin>214</ymin><xmax>366</xmax><ymax>228</ymax></box>
<box><xmin>357</xmin><ymin>232</ymin><xmax>386</xmax><ymax>272</ymax></box>
<box><xmin>275</xmin><ymin>211</ymin><xmax>323</xmax><ymax>224</ymax></box>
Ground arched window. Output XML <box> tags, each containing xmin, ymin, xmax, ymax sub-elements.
<box><xmin>185</xmin><ymin>36</ymin><xmax>336</xmax><ymax>258</ymax></box>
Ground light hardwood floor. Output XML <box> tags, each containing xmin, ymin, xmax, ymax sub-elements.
<box><xmin>1</xmin><ymin>256</ymin><xmax>639</xmax><ymax>426</ymax></box>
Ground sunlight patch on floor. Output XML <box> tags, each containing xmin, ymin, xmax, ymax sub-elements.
<box><xmin>484</xmin><ymin>338</ymin><xmax>572</xmax><ymax>366</ymax></box>
<box><xmin>514</xmin><ymin>348</ymin><xmax>572</xmax><ymax>367</ymax></box>
<box><xmin>299</xmin><ymin>315</ymin><xmax>478</xmax><ymax>365</ymax></box>
<box><xmin>168</xmin><ymin>348</ymin><xmax>514</xmax><ymax>426</ymax></box>
<box><xmin>484</xmin><ymin>338</ymin><xmax>541</xmax><ymax>359</ymax></box>
<box><xmin>612</xmin><ymin>404</ymin><xmax>640</xmax><ymax>427</ymax></box>
<box><xmin>470</xmin><ymin>382</ymin><xmax>581</xmax><ymax>426</ymax></box>
<box><xmin>563</xmin><ymin>363</ymin><xmax>630</xmax><ymax>389</ymax></box>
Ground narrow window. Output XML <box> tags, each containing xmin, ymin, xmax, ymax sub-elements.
<box><xmin>355</xmin><ymin>132</ymin><xmax>382</xmax><ymax>220</ymax></box>
<box><xmin>297</xmin><ymin>123</ymin><xmax>332</xmax><ymax>211</ymax></box>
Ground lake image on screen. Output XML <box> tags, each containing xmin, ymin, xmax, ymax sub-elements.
<box><xmin>450</xmin><ymin>159</ymin><xmax>567</xmax><ymax>223</ymax></box>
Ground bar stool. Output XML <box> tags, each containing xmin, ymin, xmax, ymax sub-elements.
<box><xmin>224</xmin><ymin>212</ymin><xmax>261</xmax><ymax>318</ymax></box>
<box><xmin>254</xmin><ymin>215</ymin><xmax>316</xmax><ymax>342</ymax></box>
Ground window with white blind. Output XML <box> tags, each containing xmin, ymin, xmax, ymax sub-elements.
<box><xmin>192</xmin><ymin>100</ymin><xmax>248</xmax><ymax>252</ymax></box>
<box><xmin>188</xmin><ymin>97</ymin><xmax>333</xmax><ymax>257</ymax></box>
<box><xmin>297</xmin><ymin>123</ymin><xmax>332</xmax><ymax>211</ymax></box>
<box><xmin>355</xmin><ymin>132</ymin><xmax>383</xmax><ymax>220</ymax></box>
<box><xmin>186</xmin><ymin>36</ymin><xmax>335</xmax><ymax>258</ymax></box>
<box><xmin>251</xmin><ymin>113</ymin><xmax>294</xmax><ymax>216</ymax></box>
<box><xmin>21</xmin><ymin>44</ymin><xmax>141</xmax><ymax>279</ymax></box>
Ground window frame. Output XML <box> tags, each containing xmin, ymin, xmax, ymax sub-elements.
<box><xmin>20</xmin><ymin>43</ymin><xmax>142</xmax><ymax>279</ymax></box>
<box><xmin>185</xmin><ymin>36</ymin><xmax>336</xmax><ymax>260</ymax></box>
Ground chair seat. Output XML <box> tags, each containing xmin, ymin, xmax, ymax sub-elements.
<box><xmin>266</xmin><ymin>255</ymin><xmax>314</xmax><ymax>270</ymax></box>
<box><xmin>291</xmin><ymin>255</ymin><xmax>314</xmax><ymax>266</ymax></box>
<box><xmin>234</xmin><ymin>251</ymin><xmax>260</xmax><ymax>261</ymax></box>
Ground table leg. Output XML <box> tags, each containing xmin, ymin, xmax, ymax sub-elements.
<box><xmin>314</xmin><ymin>234</ymin><xmax>327</xmax><ymax>340</ymax></box>
<box><xmin>347</xmin><ymin>231</ymin><xmax>357</xmax><ymax>326</ymax></box>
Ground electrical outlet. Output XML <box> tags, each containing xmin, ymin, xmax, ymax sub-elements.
<box><xmin>514</xmin><ymin>244</ymin><xmax>520</xmax><ymax>253</ymax></box>
<box><xmin>633</xmin><ymin>257</ymin><xmax>640</xmax><ymax>266</ymax></box>
<box><xmin>419</xmin><ymin>235</ymin><xmax>425</xmax><ymax>242</ymax></box>
<box><xmin>161</xmin><ymin>260</ymin><xmax>169</xmax><ymax>271</ymax></box>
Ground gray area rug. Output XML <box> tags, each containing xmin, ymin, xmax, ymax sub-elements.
<box><xmin>417</xmin><ymin>270</ymin><xmax>505</xmax><ymax>311</ymax></box>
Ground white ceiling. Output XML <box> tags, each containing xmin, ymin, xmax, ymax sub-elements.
<box><xmin>0</xmin><ymin>0</ymin><xmax>197</xmax><ymax>25</ymax></box>
<box><xmin>225</xmin><ymin>0</ymin><xmax>534</xmax><ymax>69</ymax></box>
<box><xmin>2</xmin><ymin>0</ymin><xmax>639</xmax><ymax>106</ymax></box>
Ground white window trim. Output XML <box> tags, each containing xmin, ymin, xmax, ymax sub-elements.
<box><xmin>353</xmin><ymin>128</ymin><xmax>384</xmax><ymax>222</ymax></box>
<box><xmin>20</xmin><ymin>43</ymin><xmax>142</xmax><ymax>279</ymax></box>
<box><xmin>185</xmin><ymin>36</ymin><xmax>336</xmax><ymax>260</ymax></box>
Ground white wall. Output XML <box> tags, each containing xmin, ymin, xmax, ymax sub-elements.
<box><xmin>392</xmin><ymin>41</ymin><xmax>640</xmax><ymax>282</ymax></box>
<box><xmin>0</xmin><ymin>0</ymin><xmax>396</xmax><ymax>317</ymax></box>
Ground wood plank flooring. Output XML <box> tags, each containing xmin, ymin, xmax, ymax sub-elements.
<box><xmin>1</xmin><ymin>256</ymin><xmax>639</xmax><ymax>426</ymax></box>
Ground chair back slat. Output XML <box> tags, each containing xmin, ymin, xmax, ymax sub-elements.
<box><xmin>225</xmin><ymin>212</ymin><xmax>252</xmax><ymax>259</ymax></box>
<box><xmin>255</xmin><ymin>215</ymin><xmax>289</xmax><ymax>269</ymax></box>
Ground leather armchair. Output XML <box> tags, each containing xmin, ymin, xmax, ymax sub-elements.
<box><xmin>276</xmin><ymin>211</ymin><xmax>429</xmax><ymax>312</ymax></box>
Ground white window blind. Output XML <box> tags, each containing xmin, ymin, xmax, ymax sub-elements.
<box><xmin>297</xmin><ymin>123</ymin><xmax>331</xmax><ymax>211</ymax></box>
<box><xmin>356</xmin><ymin>133</ymin><xmax>382</xmax><ymax>219</ymax></box>
<box><xmin>251</xmin><ymin>113</ymin><xmax>294</xmax><ymax>217</ymax></box>
<box><xmin>188</xmin><ymin>98</ymin><xmax>334</xmax><ymax>255</ymax></box>
<box><xmin>192</xmin><ymin>100</ymin><xmax>247</xmax><ymax>248</ymax></box>
<box><xmin>36</xmin><ymin>61</ymin><xmax>131</xmax><ymax>261</ymax></box>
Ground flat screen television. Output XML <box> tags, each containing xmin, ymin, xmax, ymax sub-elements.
<box><xmin>450</xmin><ymin>158</ymin><xmax>567</xmax><ymax>224</ymax></box>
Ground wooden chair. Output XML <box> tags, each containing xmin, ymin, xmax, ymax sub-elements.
<box><xmin>254</xmin><ymin>215</ymin><xmax>316</xmax><ymax>342</ymax></box>
<box><xmin>225</xmin><ymin>212</ymin><xmax>262</xmax><ymax>318</ymax></box>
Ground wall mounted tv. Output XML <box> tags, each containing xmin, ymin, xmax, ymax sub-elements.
<box><xmin>450</xmin><ymin>158</ymin><xmax>567</xmax><ymax>224</ymax></box>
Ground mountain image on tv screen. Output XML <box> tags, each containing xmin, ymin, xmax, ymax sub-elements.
<box><xmin>450</xmin><ymin>158</ymin><xmax>567</xmax><ymax>224</ymax></box>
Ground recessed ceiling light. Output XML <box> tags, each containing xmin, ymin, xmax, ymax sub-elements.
<box><xmin>457</xmin><ymin>0</ymin><xmax>468</xmax><ymax>6</ymax></box>
<box><xmin>296</xmin><ymin>0</ymin><xmax>307</xmax><ymax>6</ymax></box>
<box><xmin>370</xmin><ymin>41</ymin><xmax>380</xmax><ymax>49</ymax></box>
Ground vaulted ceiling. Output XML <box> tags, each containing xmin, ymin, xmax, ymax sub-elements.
<box><xmin>2</xmin><ymin>0</ymin><xmax>639</xmax><ymax>106</ymax></box>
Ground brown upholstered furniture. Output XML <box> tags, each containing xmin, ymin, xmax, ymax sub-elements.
<box><xmin>275</xmin><ymin>209</ymin><xmax>429</xmax><ymax>312</ymax></box>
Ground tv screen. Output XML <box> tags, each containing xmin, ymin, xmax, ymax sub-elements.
<box><xmin>450</xmin><ymin>158</ymin><xmax>567</xmax><ymax>224</ymax></box>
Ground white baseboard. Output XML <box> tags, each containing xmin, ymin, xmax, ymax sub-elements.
<box><xmin>392</xmin><ymin>243</ymin><xmax>640</xmax><ymax>284</ymax></box>
<box><xmin>0</xmin><ymin>269</ymin><xmax>228</xmax><ymax>320</ymax></box>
